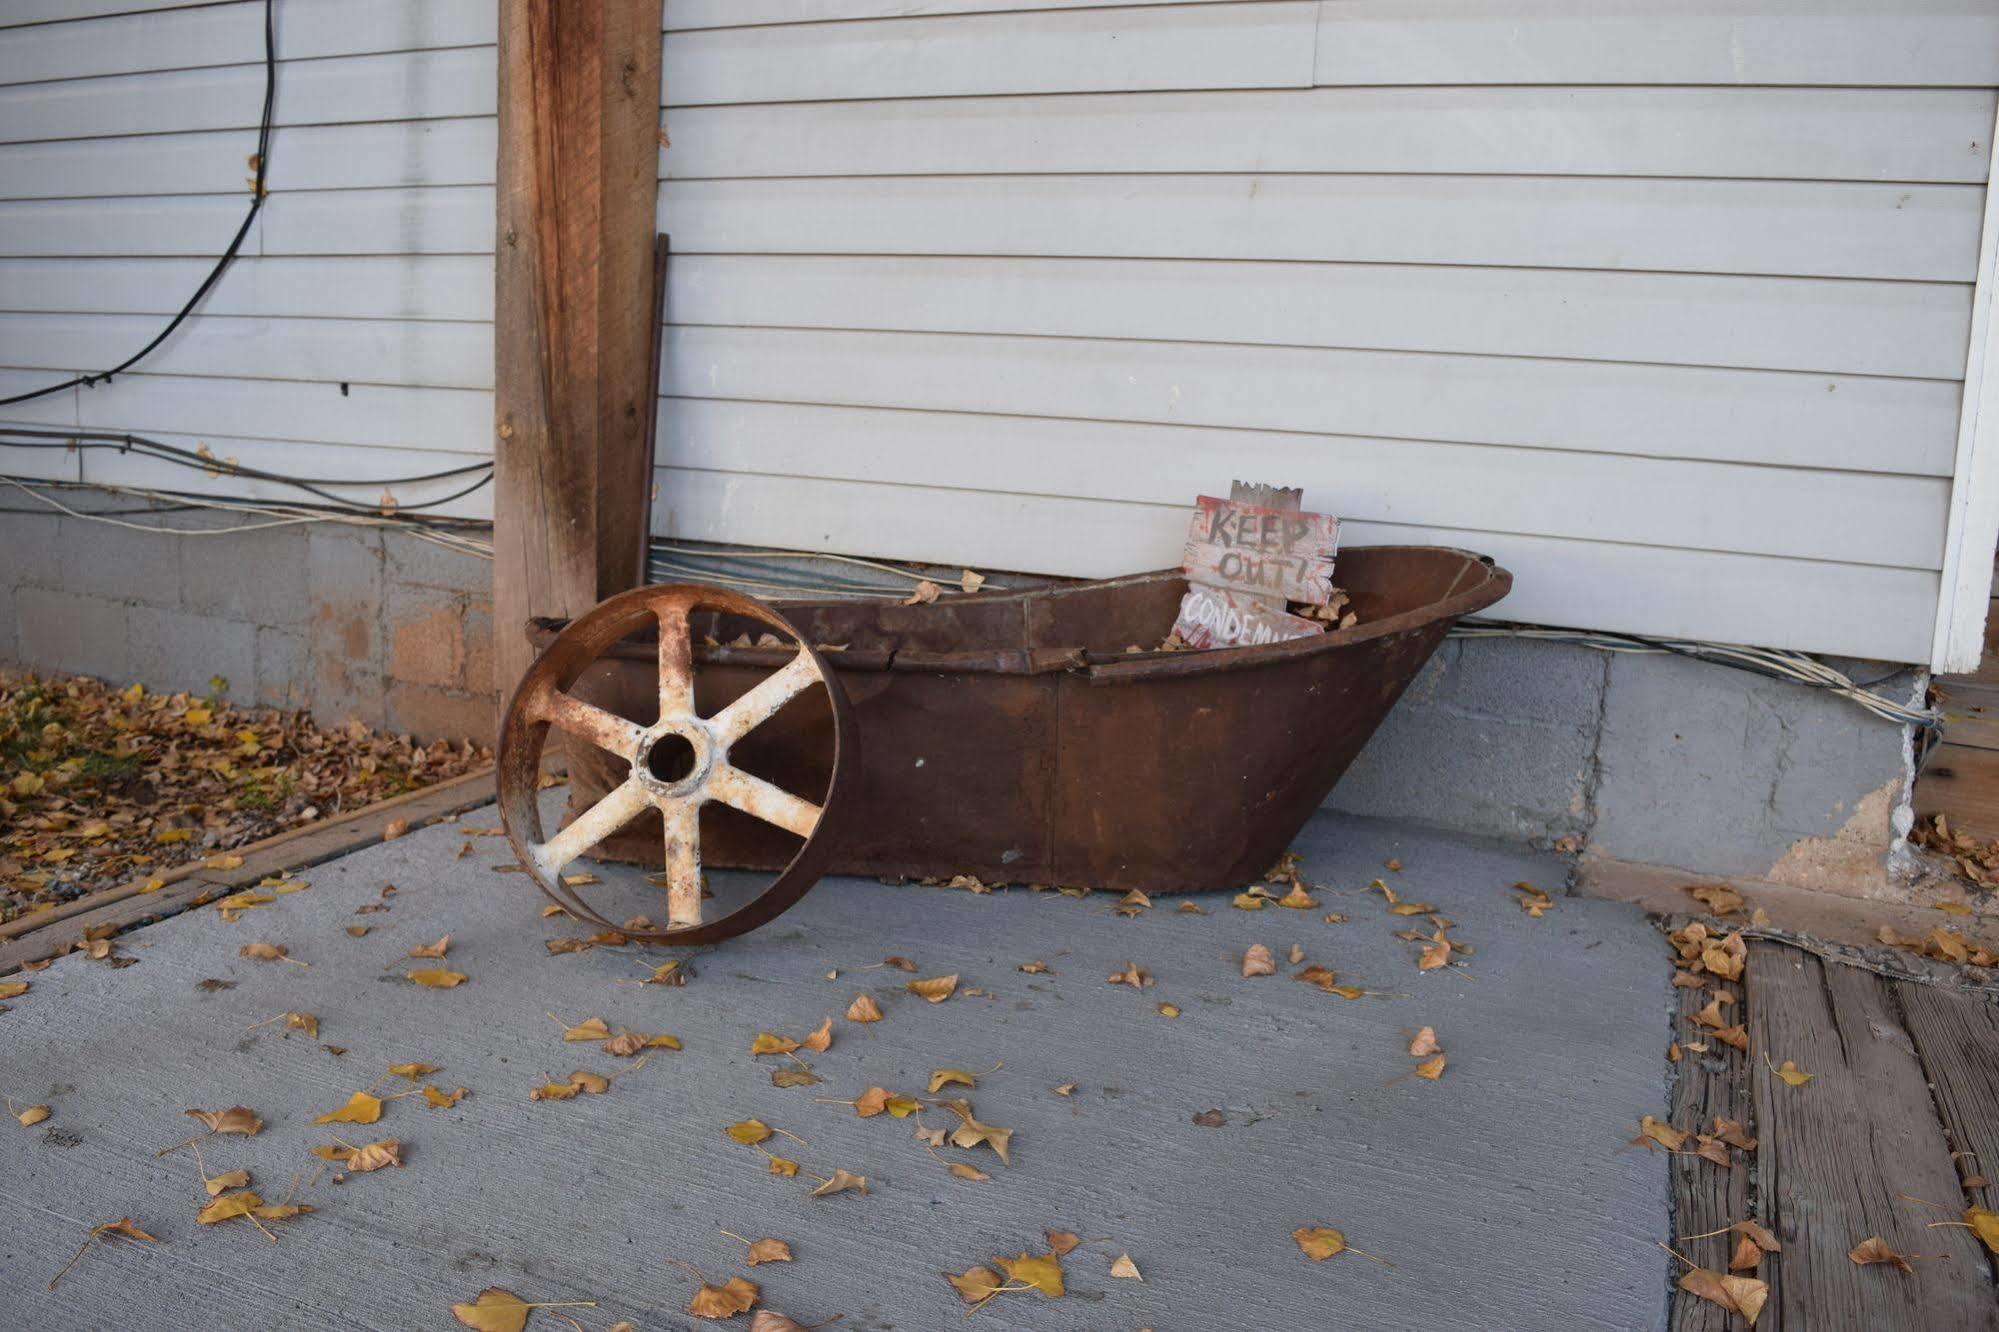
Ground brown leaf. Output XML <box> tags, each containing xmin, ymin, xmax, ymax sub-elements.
<box><xmin>1678</xmin><ymin>1268</ymin><xmax>1768</xmax><ymax>1326</ymax></box>
<box><xmin>1847</xmin><ymin>1235</ymin><xmax>1914</xmax><ymax>1274</ymax></box>
<box><xmin>197</xmin><ymin>1189</ymin><xmax>264</xmax><ymax>1224</ymax></box>
<box><xmin>928</xmin><ymin>1067</ymin><xmax>980</xmax><ymax>1093</ymax></box>
<box><xmin>1293</xmin><ymin>1226</ymin><xmax>1347</xmax><ymax>1260</ymax></box>
<box><xmin>408</xmin><ymin>934</ymin><xmax>451</xmax><ymax>960</ymax></box>
<box><xmin>943</xmin><ymin>1101</ymin><xmax>1013</xmax><ymax>1164</ymax></box>
<box><xmin>1688</xmin><ymin>883</ymin><xmax>1746</xmax><ymax>916</ymax></box>
<box><xmin>1638</xmin><ymin>1116</ymin><xmax>1688</xmax><ymax>1152</ymax></box>
<box><xmin>284</xmin><ymin>1012</ymin><xmax>318</xmax><ymax>1038</ymax></box>
<box><xmin>1046</xmin><ymin>1229</ymin><xmax>1080</xmax><ymax>1256</ymax></box>
<box><xmin>17</xmin><ymin>1104</ymin><xmax>50</xmax><ymax>1127</ymax></box>
<box><xmin>809</xmin><ymin>1168</ymin><xmax>868</xmax><ymax>1198</ymax></box>
<box><xmin>1417</xmin><ymin>938</ymin><xmax>1453</xmax><ymax>971</ymax></box>
<box><xmin>239</xmin><ymin>942</ymin><xmax>291</xmax><ymax>962</ymax></box>
<box><xmin>203</xmin><ymin>1167</ymin><xmax>250</xmax><ymax>1196</ymax></box>
<box><xmin>948</xmin><ymin>1266</ymin><xmax>1003</xmax><ymax>1304</ymax></box>
<box><xmin>567</xmin><ymin>1071</ymin><xmax>609</xmax><ymax>1095</ymax></box>
<box><xmin>1714</xmin><ymin>1117</ymin><xmax>1758</xmax><ymax>1151</ymax></box>
<box><xmin>687</xmin><ymin>1275</ymin><xmax>759</xmax><ymax>1319</ymax></box>
<box><xmin>451</xmin><ymin>1288</ymin><xmax>540</xmax><ymax>1332</ymax></box>
<box><xmin>744</xmin><ymin>1238</ymin><xmax>792</xmax><ymax>1266</ymax></box>
<box><xmin>1408</xmin><ymin>1026</ymin><xmax>1441</xmax><ymax>1058</ymax></box>
<box><xmin>1733</xmin><ymin>1220</ymin><xmax>1782</xmax><ymax>1253</ymax></box>
<box><xmin>1729</xmin><ymin>1234</ymin><xmax>1764</xmax><ymax>1271</ymax></box>
<box><xmin>1241</xmin><ymin>944</ymin><xmax>1277</xmax><ymax>977</ymax></box>
<box><xmin>802</xmin><ymin>1017</ymin><xmax>834</xmax><ymax>1052</ymax></box>
<box><xmin>727</xmin><ymin>1119</ymin><xmax>773</xmax><ymax>1145</ymax></box>
<box><xmin>382</xmin><ymin>818</ymin><xmax>410</xmax><ymax>841</ymax></box>
<box><xmin>846</xmin><ymin>993</ymin><xmax>883</xmax><ymax>1022</ymax></box>
<box><xmin>1192</xmin><ymin>1108</ymin><xmax>1226</xmax><ymax>1128</ymax></box>
<box><xmin>948</xmin><ymin>1161</ymin><xmax>991</xmax><ymax>1181</ymax></box>
<box><xmin>1770</xmin><ymin>1059</ymin><xmax>1813</xmax><ymax>1087</ymax></box>
<box><xmin>1107</xmin><ymin>961</ymin><xmax>1153</xmax><ymax>988</ymax></box>
<box><xmin>748</xmin><ymin>1316</ymin><xmax>806</xmax><ymax>1332</ymax></box>
<box><xmin>906</xmin><ymin>973</ymin><xmax>959</xmax><ymax>1003</ymax></box>
<box><xmin>186</xmin><ymin>1105</ymin><xmax>263</xmax><ymax>1136</ymax></box>
<box><xmin>1693</xmin><ymin>1135</ymin><xmax>1733</xmax><ymax>1168</ymax></box>
<box><xmin>1109</xmin><ymin>1253</ymin><xmax>1143</xmax><ymax>1280</ymax></box>
<box><xmin>407</xmin><ymin>968</ymin><xmax>466</xmax><ymax>988</ymax></box>
<box><xmin>1413</xmin><ymin>1054</ymin><xmax>1446</xmax><ymax>1080</ymax></box>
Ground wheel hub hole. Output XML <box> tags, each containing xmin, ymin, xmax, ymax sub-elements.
<box><xmin>646</xmin><ymin>734</ymin><xmax>698</xmax><ymax>784</ymax></box>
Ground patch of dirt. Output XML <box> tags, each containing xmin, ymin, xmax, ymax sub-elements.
<box><xmin>0</xmin><ymin>670</ymin><xmax>487</xmax><ymax>923</ymax></box>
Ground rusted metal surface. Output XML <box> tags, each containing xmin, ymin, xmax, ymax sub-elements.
<box><xmin>530</xmin><ymin>546</ymin><xmax>1509</xmax><ymax>894</ymax></box>
<box><xmin>497</xmin><ymin>583</ymin><xmax>856</xmax><ymax>944</ymax></box>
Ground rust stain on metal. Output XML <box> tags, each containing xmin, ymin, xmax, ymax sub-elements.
<box><xmin>532</xmin><ymin>546</ymin><xmax>1509</xmax><ymax>899</ymax></box>
<box><xmin>497</xmin><ymin>583</ymin><xmax>856</xmax><ymax>945</ymax></box>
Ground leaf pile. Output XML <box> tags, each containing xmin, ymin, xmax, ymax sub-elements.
<box><xmin>0</xmin><ymin>670</ymin><xmax>488</xmax><ymax>923</ymax></box>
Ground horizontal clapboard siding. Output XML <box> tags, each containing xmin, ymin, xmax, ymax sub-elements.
<box><xmin>1</xmin><ymin>0</ymin><xmax>1992</xmax><ymax>664</ymax></box>
<box><xmin>0</xmin><ymin>0</ymin><xmax>493</xmax><ymax>537</ymax></box>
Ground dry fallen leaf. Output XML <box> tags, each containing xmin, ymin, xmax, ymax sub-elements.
<box><xmin>1678</xmin><ymin>1267</ymin><xmax>1768</xmax><ymax>1326</ymax></box>
<box><xmin>949</xmin><ymin>1161</ymin><xmax>991</xmax><ymax>1181</ymax></box>
<box><xmin>1730</xmin><ymin>1234</ymin><xmax>1764</xmax><ymax>1271</ymax></box>
<box><xmin>1770</xmin><ymin>1058</ymin><xmax>1813</xmax><ymax>1087</ymax></box>
<box><xmin>929</xmin><ymin>1068</ymin><xmax>980</xmax><ymax>1093</ymax></box>
<box><xmin>809</xmin><ymin>1168</ymin><xmax>868</xmax><ymax>1198</ymax></box>
<box><xmin>17</xmin><ymin>1104</ymin><xmax>50</xmax><ymax>1127</ymax></box>
<box><xmin>727</xmin><ymin>1119</ymin><xmax>773</xmax><ymax>1145</ymax></box>
<box><xmin>203</xmin><ymin>1167</ymin><xmax>250</xmax><ymax>1197</ymax></box>
<box><xmin>1293</xmin><ymin>1226</ymin><xmax>1347</xmax><ymax>1260</ymax></box>
<box><xmin>1046</xmin><ymin>1230</ymin><xmax>1080</xmax><ymax>1256</ymax></box>
<box><xmin>1109</xmin><ymin>1253</ymin><xmax>1143</xmax><ymax>1280</ymax></box>
<box><xmin>751</xmin><ymin>1032</ymin><xmax>800</xmax><ymax>1056</ymax></box>
<box><xmin>382</xmin><ymin>818</ymin><xmax>410</xmax><ymax>841</ymax></box>
<box><xmin>1242</xmin><ymin>944</ymin><xmax>1277</xmax><ymax>977</ymax></box>
<box><xmin>424</xmin><ymin>1085</ymin><xmax>468</xmax><ymax>1109</ymax></box>
<box><xmin>408</xmin><ymin>934</ymin><xmax>451</xmax><ymax>960</ymax></box>
<box><xmin>1108</xmin><ymin>961</ymin><xmax>1153</xmax><ymax>989</ymax></box>
<box><xmin>903</xmin><ymin>579</ymin><xmax>942</xmax><ymax>607</ymax></box>
<box><xmin>1413</xmin><ymin>1054</ymin><xmax>1446</xmax><ymax>1080</ymax></box>
<box><xmin>186</xmin><ymin>1106</ymin><xmax>263</xmax><ymax>1136</ymax></box>
<box><xmin>1733</xmin><ymin>1220</ymin><xmax>1781</xmax><ymax>1253</ymax></box>
<box><xmin>687</xmin><ymin>1275</ymin><xmax>759</xmax><ymax>1319</ymax></box>
<box><xmin>197</xmin><ymin>1189</ymin><xmax>264</xmax><ymax>1225</ymax></box>
<box><xmin>1638</xmin><ymin>1116</ymin><xmax>1688</xmax><ymax>1152</ymax></box>
<box><xmin>943</xmin><ymin>1101</ymin><xmax>1013</xmax><ymax>1164</ymax></box>
<box><xmin>948</xmin><ymin>1265</ymin><xmax>1003</xmax><ymax>1305</ymax></box>
<box><xmin>846</xmin><ymin>993</ymin><xmax>883</xmax><ymax>1022</ymax></box>
<box><xmin>907</xmin><ymin>974</ymin><xmax>959</xmax><ymax>1003</ymax></box>
<box><xmin>0</xmin><ymin>980</ymin><xmax>27</xmax><ymax>999</ymax></box>
<box><xmin>1018</xmin><ymin>960</ymin><xmax>1050</xmax><ymax>974</ymax></box>
<box><xmin>743</xmin><ymin>1238</ymin><xmax>792</xmax><ymax>1266</ymax></box>
<box><xmin>995</xmin><ymin>1252</ymin><xmax>1065</xmax><ymax>1297</ymax></box>
<box><xmin>1847</xmin><ymin>1235</ymin><xmax>1914</xmax><ymax>1274</ymax></box>
<box><xmin>1408</xmin><ymin>1026</ymin><xmax>1441</xmax><ymax>1058</ymax></box>
<box><xmin>312</xmin><ymin>1091</ymin><xmax>383</xmax><ymax>1125</ymax></box>
<box><xmin>451</xmin><ymin>1287</ymin><xmax>595</xmax><ymax>1332</ymax></box>
<box><xmin>408</xmin><ymin>968</ymin><xmax>467</xmax><ymax>988</ymax></box>
<box><xmin>802</xmin><ymin>1017</ymin><xmax>833</xmax><ymax>1052</ymax></box>
<box><xmin>1157</xmin><ymin>1001</ymin><xmax>1181</xmax><ymax>1018</ymax></box>
<box><xmin>1962</xmin><ymin>1206</ymin><xmax>1999</xmax><ymax>1254</ymax></box>
<box><xmin>239</xmin><ymin>942</ymin><xmax>295</xmax><ymax>963</ymax></box>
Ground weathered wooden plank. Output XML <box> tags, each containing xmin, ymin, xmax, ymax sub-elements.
<box><xmin>1917</xmin><ymin>744</ymin><xmax>1999</xmax><ymax>843</ymax></box>
<box><xmin>657</xmin><ymin>326</ymin><xmax>1964</xmax><ymax>483</ymax></box>
<box><xmin>1181</xmin><ymin>495</ymin><xmax>1338</xmax><ymax>604</ymax></box>
<box><xmin>492</xmin><ymin>0</ymin><xmax>663</xmax><ymax>705</ymax></box>
<box><xmin>1314</xmin><ymin>0</ymin><xmax>1999</xmax><ymax>88</ymax></box>
<box><xmin>1667</xmin><ymin>979</ymin><xmax>1754</xmax><ymax>1332</ymax></box>
<box><xmin>662</xmin><ymin>255</ymin><xmax>1974</xmax><ymax>383</ymax></box>
<box><xmin>1936</xmin><ymin>680</ymin><xmax>1999</xmax><ymax>753</ymax></box>
<box><xmin>1171</xmin><ymin>583</ymin><xmax>1321</xmax><ymax>649</ymax></box>
<box><xmin>662</xmin><ymin>87</ymin><xmax>1996</xmax><ymax>185</ymax></box>
<box><xmin>1747</xmin><ymin>942</ymin><xmax>1997</xmax><ymax>1330</ymax></box>
<box><xmin>650</xmin><ymin>467</ymin><xmax>1942</xmax><ymax>663</ymax></box>
<box><xmin>657</xmin><ymin>175</ymin><xmax>1987</xmax><ymax>283</ymax></box>
<box><xmin>663</xmin><ymin>2</ymin><xmax>1315</xmax><ymax>106</ymax></box>
<box><xmin>1897</xmin><ymin>981</ymin><xmax>1999</xmax><ymax>1232</ymax></box>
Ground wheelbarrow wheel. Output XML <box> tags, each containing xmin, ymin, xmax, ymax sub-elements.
<box><xmin>496</xmin><ymin>583</ymin><xmax>856</xmax><ymax>946</ymax></box>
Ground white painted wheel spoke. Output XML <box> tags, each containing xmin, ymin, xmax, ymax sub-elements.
<box><xmin>657</xmin><ymin>602</ymin><xmax>695</xmax><ymax>721</ymax></box>
<box><xmin>659</xmin><ymin>798</ymin><xmax>703</xmax><ymax>928</ymax></box>
<box><xmin>709</xmin><ymin>763</ymin><xmax>821</xmax><ymax>839</ymax></box>
<box><xmin>711</xmin><ymin>650</ymin><xmax>820</xmax><ymax>747</ymax></box>
<box><xmin>533</xmin><ymin>778</ymin><xmax>651</xmax><ymax>878</ymax></box>
<box><xmin>537</xmin><ymin>689</ymin><xmax>647</xmax><ymax>761</ymax></box>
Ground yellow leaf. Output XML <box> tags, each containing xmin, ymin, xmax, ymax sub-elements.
<box><xmin>389</xmin><ymin>1062</ymin><xmax>439</xmax><ymax>1078</ymax></box>
<box><xmin>155</xmin><ymin>828</ymin><xmax>192</xmax><ymax>844</ymax></box>
<box><xmin>451</xmin><ymin>1288</ymin><xmax>536</xmax><ymax>1332</ymax></box>
<box><xmin>312</xmin><ymin>1091</ymin><xmax>383</xmax><ymax>1125</ymax></box>
<box><xmin>424</xmin><ymin>1085</ymin><xmax>467</xmax><ymax>1108</ymax></box>
<box><xmin>1937</xmin><ymin>901</ymin><xmax>1973</xmax><ymax>917</ymax></box>
<box><xmin>1231</xmin><ymin>892</ymin><xmax>1268</xmax><ymax>911</ymax></box>
<box><xmin>1413</xmin><ymin>1054</ymin><xmax>1446</xmax><ymax>1080</ymax></box>
<box><xmin>751</xmin><ymin>1032</ymin><xmax>800</xmax><ymax>1056</ymax></box>
<box><xmin>1638</xmin><ymin>1115</ymin><xmax>1688</xmax><ymax>1152</ymax></box>
<box><xmin>943</xmin><ymin>1101</ymin><xmax>1012</xmax><ymax>1164</ymax></box>
<box><xmin>1389</xmin><ymin>902</ymin><xmax>1436</xmax><ymax>916</ymax></box>
<box><xmin>1847</xmin><ymin>1235</ymin><xmax>1914</xmax><ymax>1274</ymax></box>
<box><xmin>17</xmin><ymin>1104</ymin><xmax>50</xmax><ymax>1126</ymax></box>
<box><xmin>1293</xmin><ymin>1226</ymin><xmax>1347</xmax><ymax>1260</ymax></box>
<box><xmin>213</xmin><ymin>890</ymin><xmax>273</xmax><ymax>920</ymax></box>
<box><xmin>530</xmin><ymin>1082</ymin><xmax>578</xmax><ymax>1101</ymax></box>
<box><xmin>1276</xmin><ymin>885</ymin><xmax>1320</xmax><ymax>909</ymax></box>
<box><xmin>928</xmin><ymin>1068</ymin><xmax>979</xmax><ymax>1093</ymax></box>
<box><xmin>1109</xmin><ymin>1253</ymin><xmax>1143</xmax><ymax>1280</ymax></box>
<box><xmin>203</xmin><ymin>853</ymin><xmax>244</xmax><ymax>870</ymax></box>
<box><xmin>197</xmin><ymin>1189</ymin><xmax>264</xmax><ymax>1224</ymax></box>
<box><xmin>184</xmin><ymin>707</ymin><xmax>212</xmax><ymax>724</ymax></box>
<box><xmin>802</xmin><ymin>1017</ymin><xmax>833</xmax><ymax>1052</ymax></box>
<box><xmin>994</xmin><ymin>1252</ymin><xmax>1064</xmax><ymax>1297</ymax></box>
<box><xmin>238</xmin><ymin>942</ymin><xmax>291</xmax><ymax>962</ymax></box>
<box><xmin>645</xmin><ymin>1033</ymin><xmax>683</xmax><ymax>1051</ymax></box>
<box><xmin>1157</xmin><ymin>1002</ymin><xmax>1181</xmax><ymax>1018</ymax></box>
<box><xmin>1019</xmin><ymin>960</ymin><xmax>1051</xmax><ymax>974</ymax></box>
<box><xmin>138</xmin><ymin>877</ymin><xmax>165</xmax><ymax>894</ymax></box>
<box><xmin>1408</xmin><ymin>1026</ymin><xmax>1441</xmax><ymax>1057</ymax></box>
<box><xmin>203</xmin><ymin>1168</ymin><xmax>250</xmax><ymax>1196</ymax></box>
<box><xmin>1771</xmin><ymin>1059</ymin><xmax>1813</xmax><ymax>1087</ymax></box>
<box><xmin>727</xmin><ymin>1118</ymin><xmax>774</xmax><ymax>1145</ymax></box>
<box><xmin>408</xmin><ymin>969</ymin><xmax>467</xmax><ymax>988</ymax></box>
<box><xmin>564</xmin><ymin>1017</ymin><xmax>612</xmax><ymax>1042</ymax></box>
<box><xmin>809</xmin><ymin>1168</ymin><xmax>868</xmax><ymax>1198</ymax></box>
<box><xmin>906</xmin><ymin>973</ymin><xmax>959</xmax><ymax>1003</ymax></box>
<box><xmin>846</xmin><ymin>993</ymin><xmax>883</xmax><ymax>1022</ymax></box>
<box><xmin>408</xmin><ymin>934</ymin><xmax>451</xmax><ymax>960</ymax></box>
<box><xmin>643</xmin><ymin>960</ymin><xmax>684</xmax><ymax>985</ymax></box>
<box><xmin>0</xmin><ymin>980</ymin><xmax>27</xmax><ymax>999</ymax></box>
<box><xmin>949</xmin><ymin>1162</ymin><xmax>991</xmax><ymax>1181</ymax></box>
<box><xmin>1965</xmin><ymin>1207</ymin><xmax>1999</xmax><ymax>1254</ymax></box>
<box><xmin>1107</xmin><ymin>961</ymin><xmax>1152</xmax><ymax>988</ymax></box>
<box><xmin>766</xmin><ymin>1155</ymin><xmax>799</xmax><ymax>1177</ymax></box>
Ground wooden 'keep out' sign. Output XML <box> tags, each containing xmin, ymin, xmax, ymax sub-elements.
<box><xmin>1171</xmin><ymin>483</ymin><xmax>1340</xmax><ymax>649</ymax></box>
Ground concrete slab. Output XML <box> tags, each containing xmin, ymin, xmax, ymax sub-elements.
<box><xmin>0</xmin><ymin>804</ymin><xmax>1672</xmax><ymax>1330</ymax></box>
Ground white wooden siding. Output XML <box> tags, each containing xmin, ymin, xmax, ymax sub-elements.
<box><xmin>1</xmin><ymin>0</ymin><xmax>1995</xmax><ymax>661</ymax></box>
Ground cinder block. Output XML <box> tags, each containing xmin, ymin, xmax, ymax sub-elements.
<box><xmin>462</xmin><ymin>601</ymin><xmax>495</xmax><ymax>698</ymax></box>
<box><xmin>15</xmin><ymin>588</ymin><xmax>130</xmax><ymax>682</ymax></box>
<box><xmin>386</xmin><ymin>681</ymin><xmax>496</xmax><ymax>747</ymax></box>
<box><xmin>384</xmin><ymin>529</ymin><xmax>489</xmax><ymax>594</ymax></box>
<box><xmin>255</xmin><ymin>626</ymin><xmax>308</xmax><ymax>709</ymax></box>
<box><xmin>385</xmin><ymin>582</ymin><xmax>465</xmax><ymax>689</ymax></box>
<box><xmin>310</xmin><ymin>659</ymin><xmax>388</xmax><ymax>733</ymax></box>
<box><xmin>1446</xmin><ymin>636</ymin><xmax>1606</xmax><ymax>725</ymax></box>
<box><xmin>181</xmin><ymin>524</ymin><xmax>309</xmax><ymax>627</ymax></box>
<box><xmin>0</xmin><ymin>590</ymin><xmax>18</xmax><ymax>667</ymax></box>
<box><xmin>128</xmin><ymin>606</ymin><xmax>258</xmax><ymax>698</ymax></box>
<box><xmin>0</xmin><ymin>510</ymin><xmax>64</xmax><ymax>590</ymax></box>
<box><xmin>54</xmin><ymin>514</ymin><xmax>181</xmax><ymax>606</ymax></box>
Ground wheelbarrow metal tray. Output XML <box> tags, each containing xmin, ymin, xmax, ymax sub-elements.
<box><xmin>533</xmin><ymin>545</ymin><xmax>1510</xmax><ymax>893</ymax></box>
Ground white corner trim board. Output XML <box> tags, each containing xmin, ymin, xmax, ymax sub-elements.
<box><xmin>1934</xmin><ymin>101</ymin><xmax>1999</xmax><ymax>674</ymax></box>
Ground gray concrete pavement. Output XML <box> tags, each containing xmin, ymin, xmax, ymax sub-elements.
<box><xmin>1</xmin><ymin>800</ymin><xmax>1672</xmax><ymax>1330</ymax></box>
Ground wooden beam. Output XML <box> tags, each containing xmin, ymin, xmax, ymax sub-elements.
<box><xmin>493</xmin><ymin>0</ymin><xmax>663</xmax><ymax>706</ymax></box>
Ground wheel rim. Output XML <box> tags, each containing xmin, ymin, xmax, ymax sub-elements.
<box><xmin>496</xmin><ymin>582</ymin><xmax>856</xmax><ymax>945</ymax></box>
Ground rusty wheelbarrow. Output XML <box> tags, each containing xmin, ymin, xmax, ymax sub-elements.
<box><xmin>497</xmin><ymin>545</ymin><xmax>1510</xmax><ymax>944</ymax></box>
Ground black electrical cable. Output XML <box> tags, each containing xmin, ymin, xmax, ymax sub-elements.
<box><xmin>0</xmin><ymin>0</ymin><xmax>276</xmax><ymax>407</ymax></box>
